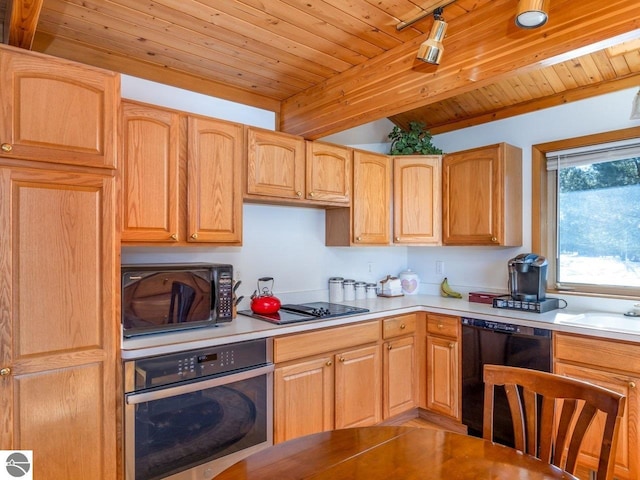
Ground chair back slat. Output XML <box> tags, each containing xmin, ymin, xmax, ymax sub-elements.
<box><xmin>483</xmin><ymin>365</ymin><xmax>626</xmax><ymax>480</ymax></box>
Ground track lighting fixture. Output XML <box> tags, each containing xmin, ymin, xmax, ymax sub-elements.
<box><xmin>515</xmin><ymin>0</ymin><xmax>549</xmax><ymax>29</ymax></box>
<box><xmin>417</xmin><ymin>8</ymin><xmax>447</xmax><ymax>65</ymax></box>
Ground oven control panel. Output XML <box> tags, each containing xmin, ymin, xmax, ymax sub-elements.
<box><xmin>125</xmin><ymin>337</ymin><xmax>272</xmax><ymax>393</ymax></box>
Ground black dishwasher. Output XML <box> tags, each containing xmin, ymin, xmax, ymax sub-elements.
<box><xmin>461</xmin><ymin>317</ymin><xmax>552</xmax><ymax>447</ymax></box>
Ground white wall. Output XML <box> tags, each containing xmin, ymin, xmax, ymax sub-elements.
<box><xmin>120</xmin><ymin>76</ymin><xmax>408</xmax><ymax>307</ymax></box>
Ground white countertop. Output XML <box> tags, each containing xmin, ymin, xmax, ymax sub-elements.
<box><xmin>121</xmin><ymin>294</ymin><xmax>640</xmax><ymax>359</ymax></box>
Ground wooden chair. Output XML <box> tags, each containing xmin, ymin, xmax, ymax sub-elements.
<box><xmin>483</xmin><ymin>364</ymin><xmax>626</xmax><ymax>480</ymax></box>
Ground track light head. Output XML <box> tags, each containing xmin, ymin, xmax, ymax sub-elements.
<box><xmin>516</xmin><ymin>0</ymin><xmax>549</xmax><ymax>29</ymax></box>
<box><xmin>417</xmin><ymin>8</ymin><xmax>448</xmax><ymax>65</ymax></box>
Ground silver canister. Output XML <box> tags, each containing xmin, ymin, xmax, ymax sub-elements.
<box><xmin>343</xmin><ymin>279</ymin><xmax>356</xmax><ymax>301</ymax></box>
<box><xmin>355</xmin><ymin>281</ymin><xmax>367</xmax><ymax>300</ymax></box>
<box><xmin>366</xmin><ymin>283</ymin><xmax>377</xmax><ymax>299</ymax></box>
<box><xmin>329</xmin><ymin>277</ymin><xmax>344</xmax><ymax>302</ymax></box>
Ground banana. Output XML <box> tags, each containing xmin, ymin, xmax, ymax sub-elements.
<box><xmin>440</xmin><ymin>277</ymin><xmax>462</xmax><ymax>298</ymax></box>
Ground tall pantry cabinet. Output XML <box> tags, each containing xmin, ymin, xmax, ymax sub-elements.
<box><xmin>0</xmin><ymin>45</ymin><xmax>119</xmax><ymax>480</ymax></box>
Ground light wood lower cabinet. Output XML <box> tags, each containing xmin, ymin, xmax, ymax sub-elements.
<box><xmin>382</xmin><ymin>314</ymin><xmax>417</xmax><ymax>419</ymax></box>
<box><xmin>0</xmin><ymin>165</ymin><xmax>117</xmax><ymax>479</ymax></box>
<box><xmin>273</xmin><ymin>320</ymin><xmax>383</xmax><ymax>443</ymax></box>
<box><xmin>554</xmin><ymin>333</ymin><xmax>639</xmax><ymax>480</ymax></box>
<box><xmin>426</xmin><ymin>314</ymin><xmax>461</xmax><ymax>420</ymax></box>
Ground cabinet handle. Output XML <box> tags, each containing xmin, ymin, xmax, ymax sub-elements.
<box><xmin>491</xmin><ymin>237</ymin><xmax>498</xmax><ymax>243</ymax></box>
<box><xmin>191</xmin><ymin>233</ymin><xmax>198</xmax><ymax>239</ymax></box>
<box><xmin>395</xmin><ymin>237</ymin><xmax>400</xmax><ymax>241</ymax></box>
<box><xmin>170</xmin><ymin>234</ymin><xmax>177</xmax><ymax>240</ymax></box>
<box><xmin>1</xmin><ymin>143</ymin><xmax>12</xmax><ymax>153</ymax></box>
<box><xmin>296</xmin><ymin>191</ymin><xmax>302</xmax><ymax>197</ymax></box>
<box><xmin>326</xmin><ymin>361</ymin><xmax>332</xmax><ymax>367</ymax></box>
<box><xmin>339</xmin><ymin>357</ymin><xmax>345</xmax><ymax>363</ymax></box>
<box><xmin>630</xmin><ymin>381</ymin><xmax>636</xmax><ymax>389</ymax></box>
<box><xmin>0</xmin><ymin>367</ymin><xmax>10</xmax><ymax>376</ymax></box>
<box><xmin>449</xmin><ymin>343</ymin><xmax>455</xmax><ymax>349</ymax></box>
<box><xmin>387</xmin><ymin>345</ymin><xmax>392</xmax><ymax>350</ymax></box>
<box><xmin>437</xmin><ymin>323</ymin><xmax>443</xmax><ymax>329</ymax></box>
<box><xmin>309</xmin><ymin>191</ymin><xmax>315</xmax><ymax>197</ymax></box>
<box><xmin>400</xmin><ymin>324</ymin><xmax>406</xmax><ymax>329</ymax></box>
<box><xmin>356</xmin><ymin>236</ymin><xmax>362</xmax><ymax>242</ymax></box>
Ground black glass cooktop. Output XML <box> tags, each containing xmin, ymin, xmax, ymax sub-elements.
<box><xmin>238</xmin><ymin>302</ymin><xmax>369</xmax><ymax>325</ymax></box>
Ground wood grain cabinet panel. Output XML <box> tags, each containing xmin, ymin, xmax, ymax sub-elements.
<box><xmin>554</xmin><ymin>333</ymin><xmax>639</xmax><ymax>480</ymax></box>
<box><xmin>383</xmin><ymin>335</ymin><xmax>417</xmax><ymax>419</ymax></box>
<box><xmin>442</xmin><ymin>143</ymin><xmax>522</xmax><ymax>246</ymax></box>
<box><xmin>0</xmin><ymin>167</ymin><xmax>117</xmax><ymax>480</ymax></box>
<box><xmin>246</xmin><ymin>127</ymin><xmax>305</xmax><ymax>200</ymax></box>
<box><xmin>306</xmin><ymin>141</ymin><xmax>351</xmax><ymax>204</ymax></box>
<box><xmin>121</xmin><ymin>101</ymin><xmax>243</xmax><ymax>244</ymax></box>
<box><xmin>426</xmin><ymin>314</ymin><xmax>461</xmax><ymax>420</ymax></box>
<box><xmin>393</xmin><ymin>155</ymin><xmax>442</xmax><ymax>245</ymax></box>
<box><xmin>0</xmin><ymin>45</ymin><xmax>118</xmax><ymax>168</ymax></box>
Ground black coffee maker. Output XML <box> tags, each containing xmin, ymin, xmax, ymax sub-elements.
<box><xmin>508</xmin><ymin>253</ymin><xmax>548</xmax><ymax>301</ymax></box>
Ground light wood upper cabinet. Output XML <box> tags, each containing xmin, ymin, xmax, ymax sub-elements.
<box><xmin>426</xmin><ymin>314</ymin><xmax>461</xmax><ymax>420</ymax></box>
<box><xmin>121</xmin><ymin>101</ymin><xmax>243</xmax><ymax>245</ymax></box>
<box><xmin>121</xmin><ymin>101</ymin><xmax>180</xmax><ymax>242</ymax></box>
<box><xmin>0</xmin><ymin>166</ymin><xmax>117</xmax><ymax>479</ymax></box>
<box><xmin>0</xmin><ymin>44</ymin><xmax>118</xmax><ymax>169</ymax></box>
<box><xmin>393</xmin><ymin>155</ymin><xmax>442</xmax><ymax>245</ymax></box>
<box><xmin>554</xmin><ymin>333</ymin><xmax>639</xmax><ymax>480</ymax></box>
<box><xmin>442</xmin><ymin>143</ymin><xmax>522</xmax><ymax>246</ymax></box>
<box><xmin>306</xmin><ymin>141</ymin><xmax>351</xmax><ymax>204</ymax></box>
<box><xmin>245</xmin><ymin>127</ymin><xmax>306</xmax><ymax>200</ymax></box>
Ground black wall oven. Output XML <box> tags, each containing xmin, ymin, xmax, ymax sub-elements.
<box><xmin>461</xmin><ymin>317</ymin><xmax>552</xmax><ymax>447</ymax></box>
<box><xmin>124</xmin><ymin>338</ymin><xmax>273</xmax><ymax>480</ymax></box>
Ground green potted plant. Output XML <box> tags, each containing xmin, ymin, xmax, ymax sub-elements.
<box><xmin>388</xmin><ymin>121</ymin><xmax>443</xmax><ymax>155</ymax></box>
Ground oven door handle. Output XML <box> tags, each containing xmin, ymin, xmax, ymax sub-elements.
<box><xmin>125</xmin><ymin>364</ymin><xmax>274</xmax><ymax>405</ymax></box>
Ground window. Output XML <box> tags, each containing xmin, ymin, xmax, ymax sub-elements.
<box><xmin>533</xmin><ymin>127</ymin><xmax>640</xmax><ymax>297</ymax></box>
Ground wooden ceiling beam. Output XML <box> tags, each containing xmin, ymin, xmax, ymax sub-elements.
<box><xmin>5</xmin><ymin>0</ymin><xmax>44</xmax><ymax>49</ymax></box>
<box><xmin>280</xmin><ymin>0</ymin><xmax>640</xmax><ymax>139</ymax></box>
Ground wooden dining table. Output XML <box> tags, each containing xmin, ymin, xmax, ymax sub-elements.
<box><xmin>213</xmin><ymin>426</ymin><xmax>578</xmax><ymax>480</ymax></box>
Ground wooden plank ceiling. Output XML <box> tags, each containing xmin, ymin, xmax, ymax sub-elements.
<box><xmin>3</xmin><ymin>0</ymin><xmax>640</xmax><ymax>139</ymax></box>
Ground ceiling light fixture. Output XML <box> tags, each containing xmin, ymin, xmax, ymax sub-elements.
<box><xmin>515</xmin><ymin>0</ymin><xmax>549</xmax><ymax>29</ymax></box>
<box><xmin>416</xmin><ymin>8</ymin><xmax>448</xmax><ymax>65</ymax></box>
<box><xmin>631</xmin><ymin>88</ymin><xmax>640</xmax><ymax>120</ymax></box>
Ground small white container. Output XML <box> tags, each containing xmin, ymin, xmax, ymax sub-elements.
<box><xmin>398</xmin><ymin>269</ymin><xmax>420</xmax><ymax>295</ymax></box>
<box><xmin>366</xmin><ymin>283</ymin><xmax>377</xmax><ymax>299</ymax></box>
<box><xmin>355</xmin><ymin>282</ymin><xmax>367</xmax><ymax>300</ymax></box>
<box><xmin>343</xmin><ymin>279</ymin><xmax>356</xmax><ymax>301</ymax></box>
<box><xmin>329</xmin><ymin>277</ymin><xmax>344</xmax><ymax>302</ymax></box>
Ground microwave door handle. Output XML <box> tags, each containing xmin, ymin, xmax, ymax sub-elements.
<box><xmin>125</xmin><ymin>364</ymin><xmax>275</xmax><ymax>405</ymax></box>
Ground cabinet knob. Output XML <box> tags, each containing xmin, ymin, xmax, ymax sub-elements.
<box><xmin>339</xmin><ymin>357</ymin><xmax>345</xmax><ymax>363</ymax></box>
<box><xmin>400</xmin><ymin>324</ymin><xmax>406</xmax><ymax>329</ymax></box>
<box><xmin>449</xmin><ymin>343</ymin><xmax>455</xmax><ymax>349</ymax></box>
<box><xmin>296</xmin><ymin>191</ymin><xmax>302</xmax><ymax>197</ymax></box>
<box><xmin>491</xmin><ymin>237</ymin><xmax>498</xmax><ymax>243</ymax></box>
<box><xmin>387</xmin><ymin>345</ymin><xmax>393</xmax><ymax>350</ymax></box>
<box><xmin>309</xmin><ymin>191</ymin><xmax>315</xmax><ymax>197</ymax></box>
<box><xmin>170</xmin><ymin>233</ymin><xmax>177</xmax><ymax>240</ymax></box>
<box><xmin>630</xmin><ymin>381</ymin><xmax>636</xmax><ymax>389</ymax></box>
<box><xmin>437</xmin><ymin>323</ymin><xmax>443</xmax><ymax>329</ymax></box>
<box><xmin>191</xmin><ymin>233</ymin><xmax>198</xmax><ymax>239</ymax></box>
<box><xmin>356</xmin><ymin>236</ymin><xmax>362</xmax><ymax>242</ymax></box>
<box><xmin>1</xmin><ymin>143</ymin><xmax>12</xmax><ymax>153</ymax></box>
<box><xmin>326</xmin><ymin>361</ymin><xmax>332</xmax><ymax>367</ymax></box>
<box><xmin>395</xmin><ymin>237</ymin><xmax>400</xmax><ymax>241</ymax></box>
<box><xmin>0</xmin><ymin>367</ymin><xmax>11</xmax><ymax>376</ymax></box>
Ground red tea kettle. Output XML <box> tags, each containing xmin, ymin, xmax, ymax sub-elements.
<box><xmin>250</xmin><ymin>277</ymin><xmax>281</xmax><ymax>315</ymax></box>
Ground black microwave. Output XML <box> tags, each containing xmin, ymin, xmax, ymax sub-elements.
<box><xmin>121</xmin><ymin>263</ymin><xmax>233</xmax><ymax>337</ymax></box>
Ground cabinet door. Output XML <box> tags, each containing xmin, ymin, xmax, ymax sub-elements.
<box><xmin>121</xmin><ymin>101</ymin><xmax>181</xmax><ymax>242</ymax></box>
<box><xmin>0</xmin><ymin>45</ymin><xmax>118</xmax><ymax>168</ymax></box>
<box><xmin>274</xmin><ymin>357</ymin><xmax>334</xmax><ymax>443</ymax></box>
<box><xmin>555</xmin><ymin>362</ymin><xmax>638</xmax><ymax>480</ymax></box>
<box><xmin>306</xmin><ymin>141</ymin><xmax>351</xmax><ymax>204</ymax></box>
<box><xmin>393</xmin><ymin>155</ymin><xmax>441</xmax><ymax>244</ymax></box>
<box><xmin>187</xmin><ymin>116</ymin><xmax>243</xmax><ymax>243</ymax></box>
<box><xmin>383</xmin><ymin>336</ymin><xmax>417</xmax><ymax>419</ymax></box>
<box><xmin>352</xmin><ymin>150</ymin><xmax>391</xmax><ymax>245</ymax></box>
<box><xmin>246</xmin><ymin>127</ymin><xmax>305</xmax><ymax>200</ymax></box>
<box><xmin>335</xmin><ymin>345</ymin><xmax>382</xmax><ymax>428</ymax></box>
<box><xmin>426</xmin><ymin>335</ymin><xmax>460</xmax><ymax>419</ymax></box>
<box><xmin>442</xmin><ymin>143</ymin><xmax>522</xmax><ymax>246</ymax></box>
<box><xmin>0</xmin><ymin>167</ymin><xmax>117</xmax><ymax>479</ymax></box>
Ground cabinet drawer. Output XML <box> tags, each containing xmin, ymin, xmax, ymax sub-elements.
<box><xmin>554</xmin><ymin>333</ymin><xmax>640</xmax><ymax>373</ymax></box>
<box><xmin>382</xmin><ymin>314</ymin><xmax>416</xmax><ymax>339</ymax></box>
<box><xmin>274</xmin><ymin>321</ymin><xmax>380</xmax><ymax>363</ymax></box>
<box><xmin>427</xmin><ymin>314</ymin><xmax>459</xmax><ymax>338</ymax></box>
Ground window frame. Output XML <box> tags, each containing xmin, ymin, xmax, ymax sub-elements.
<box><xmin>532</xmin><ymin>125</ymin><xmax>640</xmax><ymax>298</ymax></box>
